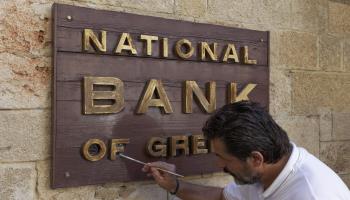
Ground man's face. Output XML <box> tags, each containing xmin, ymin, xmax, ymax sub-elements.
<box><xmin>211</xmin><ymin>138</ymin><xmax>262</xmax><ymax>185</ymax></box>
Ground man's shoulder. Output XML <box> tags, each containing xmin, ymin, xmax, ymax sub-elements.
<box><xmin>286</xmin><ymin>147</ymin><xmax>350</xmax><ymax>199</ymax></box>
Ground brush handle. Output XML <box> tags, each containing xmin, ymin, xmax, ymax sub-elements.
<box><xmin>118</xmin><ymin>153</ymin><xmax>184</xmax><ymax>178</ymax></box>
<box><xmin>153</xmin><ymin>167</ymin><xmax>185</xmax><ymax>178</ymax></box>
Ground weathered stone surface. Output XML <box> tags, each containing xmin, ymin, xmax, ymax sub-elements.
<box><xmin>0</xmin><ymin>53</ymin><xmax>51</xmax><ymax>109</ymax></box>
<box><xmin>320</xmin><ymin>141</ymin><xmax>350</xmax><ymax>174</ymax></box>
<box><xmin>37</xmin><ymin>161</ymin><xmax>96</xmax><ymax>200</ymax></box>
<box><xmin>345</xmin><ymin>4</ymin><xmax>350</xmax><ymax>34</ymax></box>
<box><xmin>319</xmin><ymin>34</ymin><xmax>342</xmax><ymax>72</ymax></box>
<box><xmin>274</xmin><ymin>31</ymin><xmax>318</xmax><ymax>70</ymax></box>
<box><xmin>0</xmin><ymin>0</ymin><xmax>349</xmax><ymax>199</ymax></box>
<box><xmin>207</xmin><ymin>0</ymin><xmax>291</xmax><ymax>29</ymax></box>
<box><xmin>54</xmin><ymin>0</ymin><xmax>124</xmax><ymax>13</ymax></box>
<box><xmin>0</xmin><ymin>109</ymin><xmax>50</xmax><ymax>162</ymax></box>
<box><xmin>291</xmin><ymin>0</ymin><xmax>326</xmax><ymax>33</ymax></box>
<box><xmin>328</xmin><ymin>1</ymin><xmax>345</xmax><ymax>34</ymax></box>
<box><xmin>328</xmin><ymin>1</ymin><xmax>350</xmax><ymax>35</ymax></box>
<box><xmin>95</xmin><ymin>181</ymin><xmax>167</xmax><ymax>200</ymax></box>
<box><xmin>38</xmin><ymin>160</ymin><xmax>166</xmax><ymax>200</ymax></box>
<box><xmin>175</xmin><ymin>0</ymin><xmax>207</xmax><ymax>18</ymax></box>
<box><xmin>0</xmin><ymin>163</ymin><xmax>36</xmax><ymax>200</ymax></box>
<box><xmin>269</xmin><ymin>68</ymin><xmax>292</xmax><ymax>116</ymax></box>
<box><xmin>318</xmin><ymin>107</ymin><xmax>333</xmax><ymax>142</ymax></box>
<box><xmin>339</xmin><ymin>173</ymin><xmax>350</xmax><ymax>188</ymax></box>
<box><xmin>0</xmin><ymin>0</ymin><xmax>50</xmax><ymax>57</ymax></box>
<box><xmin>275</xmin><ymin>116</ymin><xmax>319</xmax><ymax>157</ymax></box>
<box><xmin>269</xmin><ymin>31</ymin><xmax>282</xmax><ymax>68</ymax></box>
<box><xmin>291</xmin><ymin>72</ymin><xmax>350</xmax><ymax>115</ymax></box>
<box><xmin>333</xmin><ymin>112</ymin><xmax>350</xmax><ymax>140</ymax></box>
<box><xmin>345</xmin><ymin>38</ymin><xmax>350</xmax><ymax>72</ymax></box>
<box><xmin>121</xmin><ymin>0</ymin><xmax>174</xmax><ymax>14</ymax></box>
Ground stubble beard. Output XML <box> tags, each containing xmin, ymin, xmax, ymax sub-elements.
<box><xmin>223</xmin><ymin>167</ymin><xmax>261</xmax><ymax>185</ymax></box>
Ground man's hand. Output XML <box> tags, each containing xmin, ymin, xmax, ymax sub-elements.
<box><xmin>142</xmin><ymin>161</ymin><xmax>177</xmax><ymax>193</ymax></box>
<box><xmin>142</xmin><ymin>161</ymin><xmax>224</xmax><ymax>200</ymax></box>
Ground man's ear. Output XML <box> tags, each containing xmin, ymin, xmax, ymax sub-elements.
<box><xmin>248</xmin><ymin>151</ymin><xmax>264</xmax><ymax>167</ymax></box>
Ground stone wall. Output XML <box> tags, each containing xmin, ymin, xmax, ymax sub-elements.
<box><xmin>0</xmin><ymin>0</ymin><xmax>349</xmax><ymax>199</ymax></box>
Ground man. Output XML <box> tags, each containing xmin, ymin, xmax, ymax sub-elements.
<box><xmin>142</xmin><ymin>101</ymin><xmax>350</xmax><ymax>200</ymax></box>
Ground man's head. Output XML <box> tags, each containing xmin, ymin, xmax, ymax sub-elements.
<box><xmin>202</xmin><ymin>101</ymin><xmax>292</xmax><ymax>184</ymax></box>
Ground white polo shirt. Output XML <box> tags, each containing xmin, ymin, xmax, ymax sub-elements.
<box><xmin>223</xmin><ymin>143</ymin><xmax>350</xmax><ymax>200</ymax></box>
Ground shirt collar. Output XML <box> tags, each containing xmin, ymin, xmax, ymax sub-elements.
<box><xmin>262</xmin><ymin>143</ymin><xmax>300</xmax><ymax>198</ymax></box>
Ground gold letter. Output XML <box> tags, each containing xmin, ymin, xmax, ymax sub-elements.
<box><xmin>170</xmin><ymin>135</ymin><xmax>189</xmax><ymax>157</ymax></box>
<box><xmin>223</xmin><ymin>44</ymin><xmax>239</xmax><ymax>63</ymax></box>
<box><xmin>82</xmin><ymin>139</ymin><xmax>107</xmax><ymax>162</ymax></box>
<box><xmin>190</xmin><ymin>135</ymin><xmax>208</xmax><ymax>155</ymax></box>
<box><xmin>183</xmin><ymin>81</ymin><xmax>216</xmax><ymax>113</ymax></box>
<box><xmin>115</xmin><ymin>33</ymin><xmax>137</xmax><ymax>55</ymax></box>
<box><xmin>147</xmin><ymin>137</ymin><xmax>167</xmax><ymax>157</ymax></box>
<box><xmin>140</xmin><ymin>34</ymin><xmax>158</xmax><ymax>56</ymax></box>
<box><xmin>84</xmin><ymin>77</ymin><xmax>125</xmax><ymax>114</ymax></box>
<box><xmin>241</xmin><ymin>46</ymin><xmax>257</xmax><ymax>65</ymax></box>
<box><xmin>82</xmin><ymin>29</ymin><xmax>107</xmax><ymax>53</ymax></box>
<box><xmin>110</xmin><ymin>139</ymin><xmax>130</xmax><ymax>161</ymax></box>
<box><xmin>175</xmin><ymin>39</ymin><xmax>194</xmax><ymax>59</ymax></box>
<box><xmin>136</xmin><ymin>79</ymin><xmax>173</xmax><ymax>114</ymax></box>
<box><xmin>200</xmin><ymin>42</ymin><xmax>218</xmax><ymax>61</ymax></box>
<box><xmin>227</xmin><ymin>82</ymin><xmax>257</xmax><ymax>103</ymax></box>
<box><xmin>162</xmin><ymin>38</ymin><xmax>169</xmax><ymax>58</ymax></box>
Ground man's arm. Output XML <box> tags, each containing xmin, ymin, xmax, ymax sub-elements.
<box><xmin>142</xmin><ymin>162</ymin><xmax>225</xmax><ymax>200</ymax></box>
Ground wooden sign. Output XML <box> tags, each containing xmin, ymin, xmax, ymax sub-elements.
<box><xmin>52</xmin><ymin>3</ymin><xmax>269</xmax><ymax>188</ymax></box>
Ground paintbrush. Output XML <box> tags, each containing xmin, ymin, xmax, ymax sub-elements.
<box><xmin>118</xmin><ymin>153</ymin><xmax>184</xmax><ymax>178</ymax></box>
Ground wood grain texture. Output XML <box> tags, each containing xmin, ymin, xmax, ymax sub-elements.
<box><xmin>52</xmin><ymin>3</ymin><xmax>269</xmax><ymax>188</ymax></box>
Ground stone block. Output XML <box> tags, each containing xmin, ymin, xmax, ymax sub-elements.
<box><xmin>333</xmin><ymin>112</ymin><xmax>350</xmax><ymax>140</ymax></box>
<box><xmin>291</xmin><ymin>72</ymin><xmax>350</xmax><ymax>115</ymax></box>
<box><xmin>328</xmin><ymin>1</ymin><xmax>350</xmax><ymax>35</ymax></box>
<box><xmin>345</xmin><ymin>4</ymin><xmax>350</xmax><ymax>34</ymax></box>
<box><xmin>275</xmin><ymin>116</ymin><xmax>319</xmax><ymax>157</ymax></box>
<box><xmin>95</xmin><ymin>181</ymin><xmax>167</xmax><ymax>200</ymax></box>
<box><xmin>274</xmin><ymin>31</ymin><xmax>318</xmax><ymax>70</ymax></box>
<box><xmin>0</xmin><ymin>163</ymin><xmax>36</xmax><ymax>200</ymax></box>
<box><xmin>38</xmin><ymin>159</ymin><xmax>166</xmax><ymax>200</ymax></box>
<box><xmin>121</xmin><ymin>0</ymin><xmax>174</xmax><ymax>14</ymax></box>
<box><xmin>269</xmin><ymin>31</ymin><xmax>282</xmax><ymax>68</ymax></box>
<box><xmin>345</xmin><ymin>38</ymin><xmax>350</xmax><ymax>72</ymax></box>
<box><xmin>0</xmin><ymin>0</ymin><xmax>50</xmax><ymax>57</ymax></box>
<box><xmin>37</xmin><ymin>161</ymin><xmax>96</xmax><ymax>200</ymax></box>
<box><xmin>269</xmin><ymin>68</ymin><xmax>292</xmax><ymax>116</ymax></box>
<box><xmin>319</xmin><ymin>34</ymin><xmax>342</xmax><ymax>72</ymax></box>
<box><xmin>175</xmin><ymin>0</ymin><xmax>207</xmax><ymax>18</ymax></box>
<box><xmin>0</xmin><ymin>109</ymin><xmax>50</xmax><ymax>162</ymax></box>
<box><xmin>291</xmin><ymin>0</ymin><xmax>325</xmax><ymax>33</ymax></box>
<box><xmin>0</xmin><ymin>53</ymin><xmax>51</xmax><ymax>109</ymax></box>
<box><xmin>318</xmin><ymin>107</ymin><xmax>332</xmax><ymax>142</ymax></box>
<box><xmin>55</xmin><ymin>0</ymin><xmax>124</xmax><ymax>13</ymax></box>
<box><xmin>320</xmin><ymin>141</ymin><xmax>350</xmax><ymax>174</ymax></box>
<box><xmin>339</xmin><ymin>173</ymin><xmax>350</xmax><ymax>189</ymax></box>
<box><xmin>207</xmin><ymin>0</ymin><xmax>291</xmax><ymax>29</ymax></box>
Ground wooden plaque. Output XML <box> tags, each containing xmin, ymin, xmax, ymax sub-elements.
<box><xmin>52</xmin><ymin>3</ymin><xmax>269</xmax><ymax>188</ymax></box>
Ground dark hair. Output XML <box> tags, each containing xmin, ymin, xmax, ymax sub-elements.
<box><xmin>202</xmin><ymin>101</ymin><xmax>292</xmax><ymax>164</ymax></box>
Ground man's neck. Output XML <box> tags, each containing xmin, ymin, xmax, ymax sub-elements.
<box><xmin>260</xmin><ymin>152</ymin><xmax>292</xmax><ymax>190</ymax></box>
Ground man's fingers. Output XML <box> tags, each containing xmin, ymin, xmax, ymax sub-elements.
<box><xmin>151</xmin><ymin>167</ymin><xmax>164</xmax><ymax>182</ymax></box>
<box><xmin>142</xmin><ymin>164</ymin><xmax>150</xmax><ymax>172</ymax></box>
